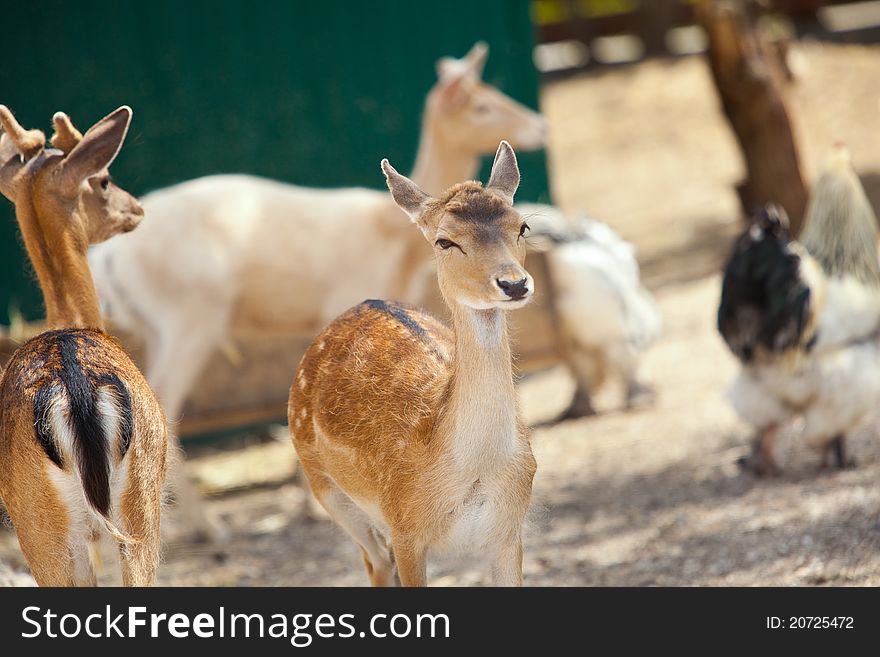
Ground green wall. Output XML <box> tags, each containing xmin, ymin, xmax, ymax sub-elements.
<box><xmin>0</xmin><ymin>0</ymin><xmax>549</xmax><ymax>325</ymax></box>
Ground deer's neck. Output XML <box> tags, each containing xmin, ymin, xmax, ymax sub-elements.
<box><xmin>440</xmin><ymin>305</ymin><xmax>520</xmax><ymax>473</ymax></box>
<box><xmin>16</xmin><ymin>199</ymin><xmax>104</xmax><ymax>330</ymax></box>
<box><xmin>410</xmin><ymin>119</ymin><xmax>481</xmax><ymax>197</ymax></box>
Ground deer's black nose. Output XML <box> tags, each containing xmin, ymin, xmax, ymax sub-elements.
<box><xmin>496</xmin><ymin>277</ymin><xmax>529</xmax><ymax>300</ymax></box>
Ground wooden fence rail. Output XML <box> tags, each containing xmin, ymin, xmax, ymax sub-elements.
<box><xmin>533</xmin><ymin>0</ymin><xmax>851</xmax><ymax>66</ymax></box>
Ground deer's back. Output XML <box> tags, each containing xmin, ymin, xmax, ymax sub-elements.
<box><xmin>290</xmin><ymin>300</ymin><xmax>453</xmax><ymax>473</ymax></box>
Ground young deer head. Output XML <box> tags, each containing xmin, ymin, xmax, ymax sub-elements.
<box><xmin>383</xmin><ymin>141</ymin><xmax>533</xmax><ymax>310</ymax></box>
<box><xmin>0</xmin><ymin>105</ymin><xmax>144</xmax><ymax>247</ymax></box>
<box><xmin>427</xmin><ymin>42</ymin><xmax>547</xmax><ymax>156</ymax></box>
<box><xmin>0</xmin><ymin>105</ymin><xmax>143</xmax><ymax>329</ymax></box>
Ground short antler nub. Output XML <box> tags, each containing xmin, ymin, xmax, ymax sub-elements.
<box><xmin>0</xmin><ymin>105</ymin><xmax>45</xmax><ymax>158</ymax></box>
<box><xmin>51</xmin><ymin>112</ymin><xmax>83</xmax><ymax>153</ymax></box>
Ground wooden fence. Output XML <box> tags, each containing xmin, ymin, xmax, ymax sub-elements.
<box><xmin>533</xmin><ymin>0</ymin><xmax>851</xmax><ymax>66</ymax></box>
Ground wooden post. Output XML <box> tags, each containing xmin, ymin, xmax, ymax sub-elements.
<box><xmin>640</xmin><ymin>0</ymin><xmax>678</xmax><ymax>56</ymax></box>
<box><xmin>698</xmin><ymin>0</ymin><xmax>809</xmax><ymax>235</ymax></box>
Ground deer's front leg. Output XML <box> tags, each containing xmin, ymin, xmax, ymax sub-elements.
<box><xmin>490</xmin><ymin>535</ymin><xmax>523</xmax><ymax>587</ymax></box>
<box><xmin>392</xmin><ymin>540</ymin><xmax>427</xmax><ymax>587</ymax></box>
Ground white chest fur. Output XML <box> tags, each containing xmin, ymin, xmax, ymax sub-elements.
<box><xmin>435</xmin><ymin>307</ymin><xmax>522</xmax><ymax>553</ymax></box>
<box><xmin>435</xmin><ymin>478</ymin><xmax>503</xmax><ymax>554</ymax></box>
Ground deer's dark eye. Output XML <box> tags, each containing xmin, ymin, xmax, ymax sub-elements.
<box><xmin>100</xmin><ymin>177</ymin><xmax>110</xmax><ymax>191</ymax></box>
<box><xmin>519</xmin><ymin>223</ymin><xmax>530</xmax><ymax>238</ymax></box>
<box><xmin>435</xmin><ymin>238</ymin><xmax>458</xmax><ymax>250</ymax></box>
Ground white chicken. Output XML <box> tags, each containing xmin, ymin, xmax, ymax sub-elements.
<box><xmin>719</xmin><ymin>147</ymin><xmax>880</xmax><ymax>474</ymax></box>
<box><xmin>519</xmin><ymin>204</ymin><xmax>662</xmax><ymax>418</ymax></box>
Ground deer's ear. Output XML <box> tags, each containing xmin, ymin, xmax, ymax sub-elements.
<box><xmin>381</xmin><ymin>158</ymin><xmax>433</xmax><ymax>228</ymax></box>
<box><xmin>434</xmin><ymin>71</ymin><xmax>470</xmax><ymax>110</ymax></box>
<box><xmin>436</xmin><ymin>41</ymin><xmax>488</xmax><ymax>80</ymax></box>
<box><xmin>463</xmin><ymin>41</ymin><xmax>489</xmax><ymax>79</ymax></box>
<box><xmin>435</xmin><ymin>56</ymin><xmax>458</xmax><ymax>80</ymax></box>
<box><xmin>57</xmin><ymin>106</ymin><xmax>132</xmax><ymax>194</ymax></box>
<box><xmin>486</xmin><ymin>141</ymin><xmax>520</xmax><ymax>205</ymax></box>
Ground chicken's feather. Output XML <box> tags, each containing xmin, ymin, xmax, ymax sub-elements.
<box><xmin>718</xmin><ymin>206</ymin><xmax>813</xmax><ymax>363</ymax></box>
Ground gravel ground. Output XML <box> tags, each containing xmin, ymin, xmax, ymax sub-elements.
<box><xmin>2</xmin><ymin>42</ymin><xmax>880</xmax><ymax>586</ymax></box>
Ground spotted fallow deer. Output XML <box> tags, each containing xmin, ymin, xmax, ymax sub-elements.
<box><xmin>0</xmin><ymin>105</ymin><xmax>168</xmax><ymax>586</ymax></box>
<box><xmin>289</xmin><ymin>142</ymin><xmax>537</xmax><ymax>587</ymax></box>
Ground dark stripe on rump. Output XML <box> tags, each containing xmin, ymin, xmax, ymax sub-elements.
<box><xmin>32</xmin><ymin>385</ymin><xmax>64</xmax><ymax>468</ymax></box>
<box><xmin>96</xmin><ymin>373</ymin><xmax>133</xmax><ymax>456</ymax></box>
<box><xmin>55</xmin><ymin>332</ymin><xmax>111</xmax><ymax>517</ymax></box>
<box><xmin>362</xmin><ymin>299</ymin><xmax>428</xmax><ymax>339</ymax></box>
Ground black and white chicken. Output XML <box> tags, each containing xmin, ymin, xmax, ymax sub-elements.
<box><xmin>718</xmin><ymin>147</ymin><xmax>880</xmax><ymax>474</ymax></box>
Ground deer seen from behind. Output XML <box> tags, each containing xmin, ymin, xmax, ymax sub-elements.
<box><xmin>0</xmin><ymin>105</ymin><xmax>168</xmax><ymax>586</ymax></box>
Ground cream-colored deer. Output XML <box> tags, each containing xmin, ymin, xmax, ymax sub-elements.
<box><xmin>289</xmin><ymin>142</ymin><xmax>537</xmax><ymax>586</ymax></box>
<box><xmin>86</xmin><ymin>42</ymin><xmax>545</xmax><ymax>543</ymax></box>
<box><xmin>0</xmin><ymin>106</ymin><xmax>168</xmax><ymax>586</ymax></box>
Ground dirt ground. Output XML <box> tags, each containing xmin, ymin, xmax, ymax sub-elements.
<box><xmin>3</xmin><ymin>42</ymin><xmax>880</xmax><ymax>587</ymax></box>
